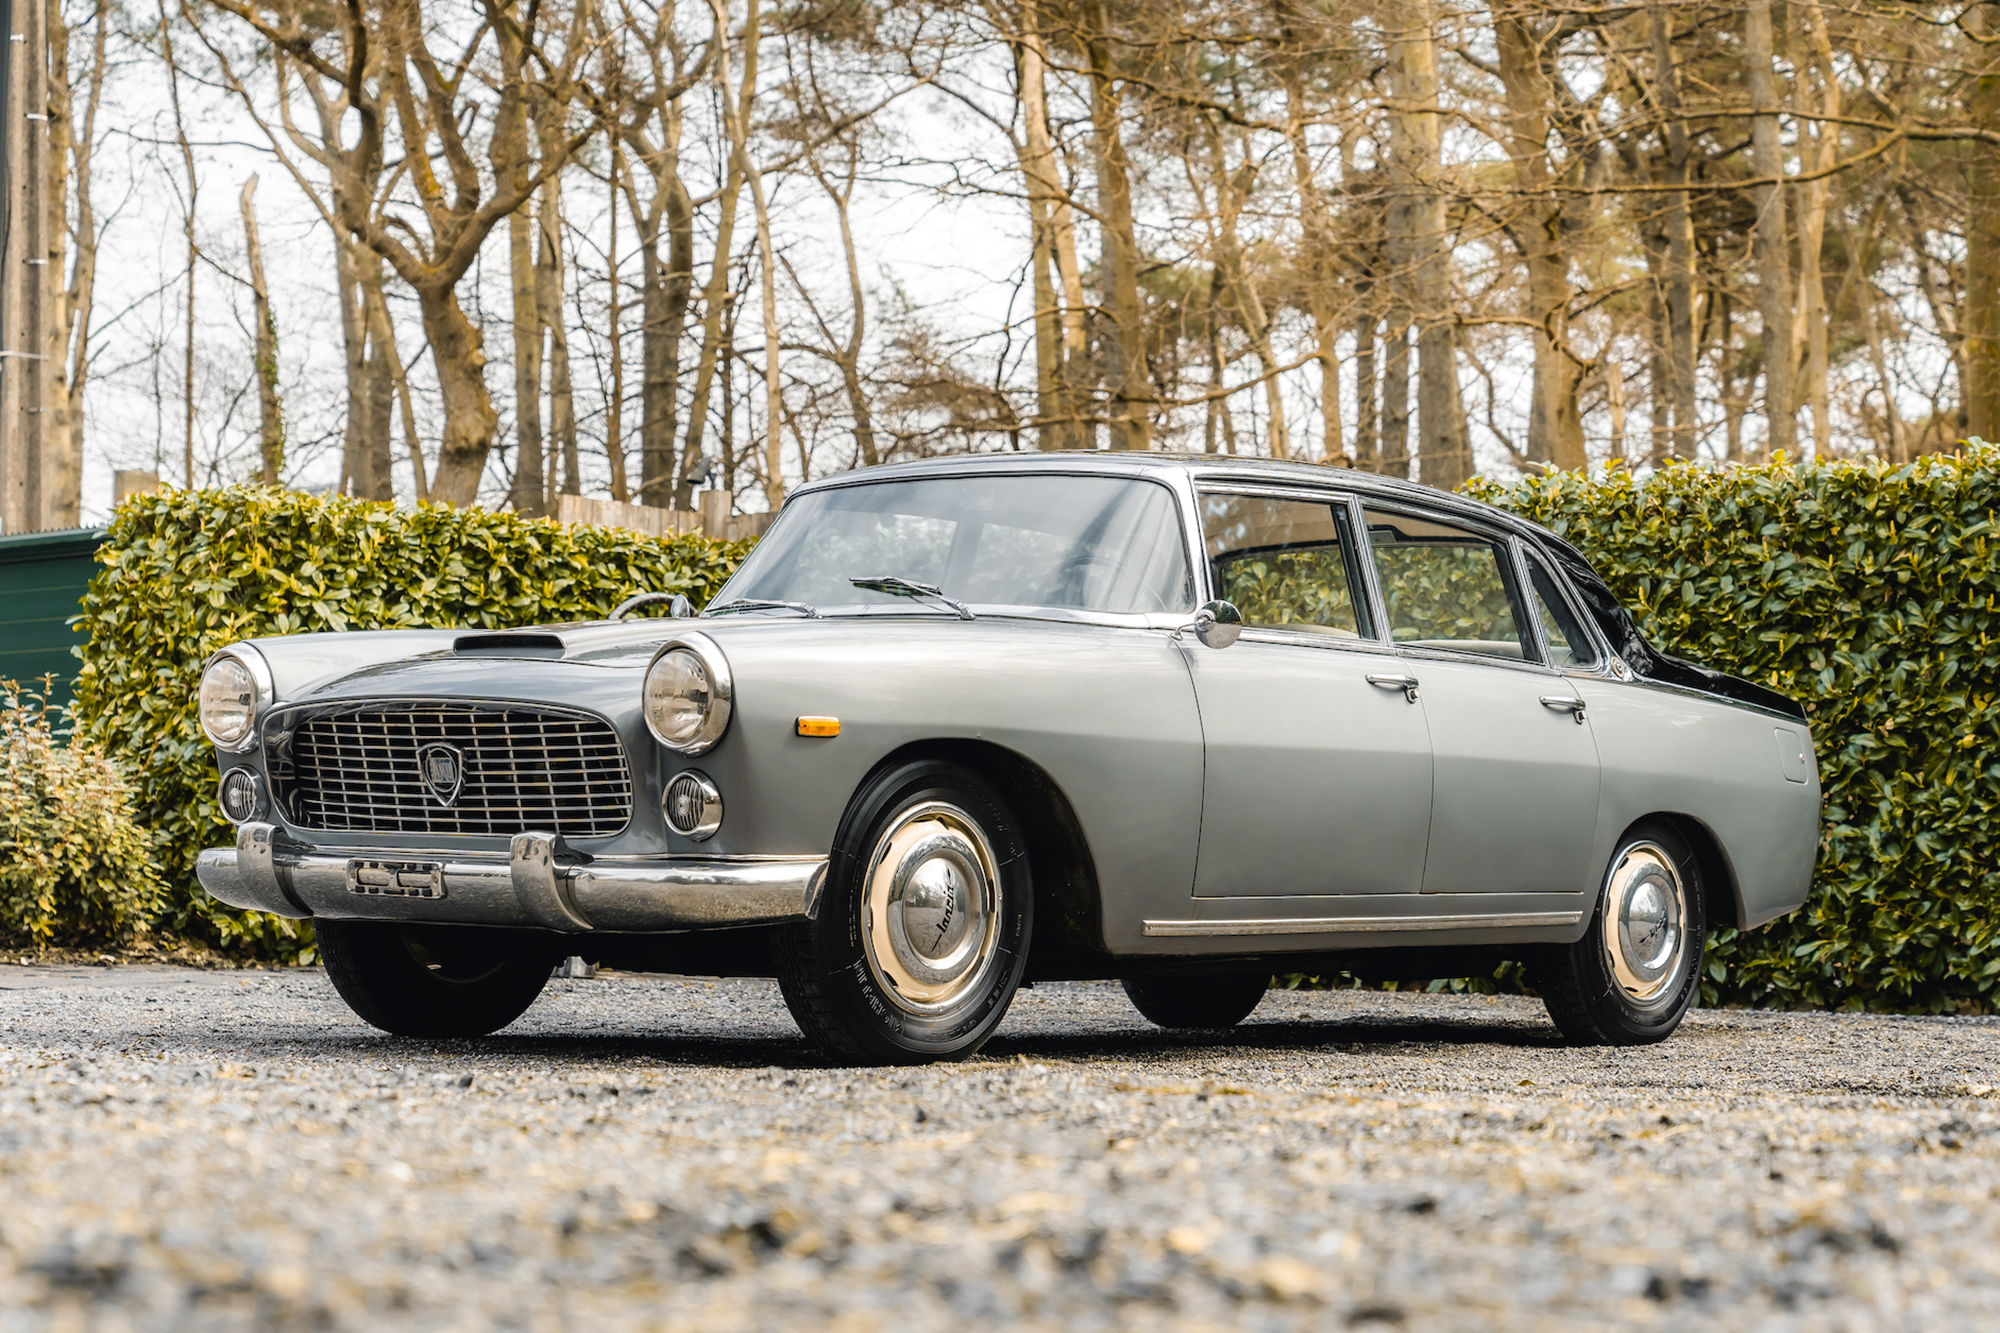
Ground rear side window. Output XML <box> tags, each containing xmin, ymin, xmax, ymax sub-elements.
<box><xmin>1201</xmin><ymin>493</ymin><xmax>1371</xmax><ymax>639</ymax></box>
<box><xmin>1525</xmin><ymin>553</ymin><xmax>1598</xmax><ymax>668</ymax></box>
<box><xmin>1364</xmin><ymin>508</ymin><xmax>1530</xmax><ymax>661</ymax></box>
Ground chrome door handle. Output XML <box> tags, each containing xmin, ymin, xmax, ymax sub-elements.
<box><xmin>1540</xmin><ymin>695</ymin><xmax>1587</xmax><ymax>724</ymax></box>
<box><xmin>1367</xmin><ymin>673</ymin><xmax>1421</xmax><ymax>703</ymax></box>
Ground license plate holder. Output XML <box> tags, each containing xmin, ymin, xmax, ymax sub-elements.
<box><xmin>346</xmin><ymin>859</ymin><xmax>446</xmax><ymax>900</ymax></box>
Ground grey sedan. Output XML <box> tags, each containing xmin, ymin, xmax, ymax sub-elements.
<box><xmin>196</xmin><ymin>454</ymin><xmax>1819</xmax><ymax>1063</ymax></box>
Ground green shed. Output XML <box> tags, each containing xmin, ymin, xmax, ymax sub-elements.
<box><xmin>0</xmin><ymin>526</ymin><xmax>106</xmax><ymax>705</ymax></box>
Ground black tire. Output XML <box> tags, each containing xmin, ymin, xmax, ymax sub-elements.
<box><xmin>1122</xmin><ymin>974</ymin><xmax>1268</xmax><ymax>1030</ymax></box>
<box><xmin>776</xmin><ymin>759</ymin><xmax>1032</xmax><ymax>1065</ymax></box>
<box><xmin>1535</xmin><ymin>821</ymin><xmax>1707</xmax><ymax>1046</ymax></box>
<box><xmin>315</xmin><ymin>920</ymin><xmax>556</xmax><ymax>1038</ymax></box>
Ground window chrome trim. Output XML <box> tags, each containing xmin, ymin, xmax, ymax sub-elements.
<box><xmin>1192</xmin><ymin>481</ymin><xmax>1385</xmax><ymax>642</ymax></box>
<box><xmin>1355</xmin><ymin>499</ymin><xmax>1547</xmax><ymax>669</ymax></box>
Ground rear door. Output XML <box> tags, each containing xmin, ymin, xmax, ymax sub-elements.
<box><xmin>1360</xmin><ymin>506</ymin><xmax>1603</xmax><ymax>897</ymax></box>
<box><xmin>1185</xmin><ymin>489</ymin><xmax>1433</xmax><ymax>897</ymax></box>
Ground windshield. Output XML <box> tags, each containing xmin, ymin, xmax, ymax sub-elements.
<box><xmin>717</xmin><ymin>474</ymin><xmax>1194</xmax><ymax>616</ymax></box>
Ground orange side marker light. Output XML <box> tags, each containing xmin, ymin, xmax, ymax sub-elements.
<box><xmin>796</xmin><ymin>716</ymin><xmax>840</xmax><ymax>738</ymax></box>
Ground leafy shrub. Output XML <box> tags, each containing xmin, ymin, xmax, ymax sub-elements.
<box><xmin>0</xmin><ymin>680</ymin><xmax>164</xmax><ymax>947</ymax></box>
<box><xmin>1469</xmin><ymin>446</ymin><xmax>2000</xmax><ymax>1013</ymax></box>
<box><xmin>69</xmin><ymin>486</ymin><xmax>751</xmax><ymax>961</ymax></box>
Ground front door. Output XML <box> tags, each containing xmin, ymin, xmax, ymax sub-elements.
<box><xmin>1362</xmin><ymin>507</ymin><xmax>1602</xmax><ymax>896</ymax></box>
<box><xmin>1187</xmin><ymin>491</ymin><xmax>1434</xmax><ymax>897</ymax></box>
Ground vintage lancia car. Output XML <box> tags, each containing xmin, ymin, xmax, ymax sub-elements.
<box><xmin>195</xmin><ymin>454</ymin><xmax>1819</xmax><ymax>1063</ymax></box>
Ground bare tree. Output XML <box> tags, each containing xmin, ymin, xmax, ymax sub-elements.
<box><xmin>238</xmin><ymin>175</ymin><xmax>282</xmax><ymax>482</ymax></box>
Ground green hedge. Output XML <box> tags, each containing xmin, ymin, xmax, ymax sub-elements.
<box><xmin>1470</xmin><ymin>446</ymin><xmax>2000</xmax><ymax>1013</ymax></box>
<box><xmin>70</xmin><ymin>486</ymin><xmax>749</xmax><ymax>960</ymax></box>
<box><xmin>0</xmin><ymin>680</ymin><xmax>164</xmax><ymax>947</ymax></box>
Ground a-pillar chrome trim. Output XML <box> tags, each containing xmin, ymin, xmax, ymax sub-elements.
<box><xmin>1141</xmin><ymin>910</ymin><xmax>1584</xmax><ymax>938</ymax></box>
<box><xmin>194</xmin><ymin>822</ymin><xmax>827</xmax><ymax>933</ymax></box>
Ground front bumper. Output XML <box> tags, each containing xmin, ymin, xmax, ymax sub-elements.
<box><xmin>196</xmin><ymin>823</ymin><xmax>827</xmax><ymax>933</ymax></box>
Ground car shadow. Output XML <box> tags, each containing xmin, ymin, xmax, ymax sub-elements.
<box><xmin>271</xmin><ymin>1012</ymin><xmax>1563</xmax><ymax>1072</ymax></box>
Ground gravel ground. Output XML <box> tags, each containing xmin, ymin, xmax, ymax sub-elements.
<box><xmin>1</xmin><ymin>966</ymin><xmax>1997</xmax><ymax>1331</ymax></box>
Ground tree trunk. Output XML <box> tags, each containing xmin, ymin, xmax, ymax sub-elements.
<box><xmin>1388</xmin><ymin>0</ymin><xmax>1466</xmax><ymax>487</ymax></box>
<box><xmin>419</xmin><ymin>283</ymin><xmax>499</xmax><ymax>507</ymax></box>
<box><xmin>1017</xmin><ymin>2</ymin><xmax>1075</xmax><ymax>450</ymax></box>
<box><xmin>357</xmin><ymin>264</ymin><xmax>396</xmax><ymax>500</ymax></box>
<box><xmin>1277</xmin><ymin>42</ymin><xmax>1339</xmax><ymax>460</ymax></box>
<box><xmin>535</xmin><ymin>152</ymin><xmax>578</xmax><ymax>497</ymax></box>
<box><xmin>1745</xmin><ymin>0</ymin><xmax>1796</xmax><ymax>458</ymax></box>
<box><xmin>500</xmin><ymin>59</ymin><xmax>544</xmax><ymax>515</ymax></box>
<box><xmin>45</xmin><ymin>0</ymin><xmax>105</xmax><ymax>525</ymax></box>
<box><xmin>830</xmin><ymin>171</ymin><xmax>878</xmax><ymax>467</ymax></box>
<box><xmin>708</xmin><ymin>0</ymin><xmax>783</xmax><ymax>510</ymax></box>
<box><xmin>606</xmin><ymin>145</ymin><xmax>629</xmax><ymax>502</ymax></box>
<box><xmin>1496</xmin><ymin>13</ymin><xmax>1584</xmax><ymax>470</ymax></box>
<box><xmin>1791</xmin><ymin>1</ymin><xmax>1838</xmax><ymax>457</ymax></box>
<box><xmin>1967</xmin><ymin>4</ymin><xmax>2000</xmax><ymax>442</ymax></box>
<box><xmin>238</xmin><ymin>176</ymin><xmax>283</xmax><ymax>485</ymax></box>
<box><xmin>678</xmin><ymin>55</ymin><xmax>746</xmax><ymax>508</ymax></box>
<box><xmin>1352</xmin><ymin>309</ymin><xmax>1377</xmax><ymax>470</ymax></box>
<box><xmin>1382</xmin><ymin>320</ymin><xmax>1411</xmax><ymax>479</ymax></box>
<box><xmin>1085</xmin><ymin>5</ymin><xmax>1150</xmax><ymax>450</ymax></box>
<box><xmin>1646</xmin><ymin>4</ymin><xmax>1699</xmax><ymax>460</ymax></box>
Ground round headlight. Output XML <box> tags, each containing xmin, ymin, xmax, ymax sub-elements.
<box><xmin>643</xmin><ymin>635</ymin><xmax>733</xmax><ymax>754</ymax></box>
<box><xmin>199</xmin><ymin>655</ymin><xmax>259</xmax><ymax>748</ymax></box>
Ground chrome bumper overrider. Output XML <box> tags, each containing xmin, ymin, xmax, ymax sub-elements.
<box><xmin>195</xmin><ymin>823</ymin><xmax>826</xmax><ymax>933</ymax></box>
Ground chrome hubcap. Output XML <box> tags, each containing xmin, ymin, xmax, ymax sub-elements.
<box><xmin>1601</xmin><ymin>841</ymin><xmax>1687</xmax><ymax>1004</ymax></box>
<box><xmin>861</xmin><ymin>802</ymin><xmax>1002</xmax><ymax>1014</ymax></box>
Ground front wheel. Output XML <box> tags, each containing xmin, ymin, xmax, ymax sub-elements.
<box><xmin>1535</xmin><ymin>822</ymin><xmax>1707</xmax><ymax>1046</ymax></box>
<box><xmin>776</xmin><ymin>760</ymin><xmax>1032</xmax><ymax>1065</ymax></box>
<box><xmin>315</xmin><ymin>920</ymin><xmax>556</xmax><ymax>1038</ymax></box>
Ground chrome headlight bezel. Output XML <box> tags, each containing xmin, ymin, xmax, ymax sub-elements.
<box><xmin>642</xmin><ymin>632</ymin><xmax>734</xmax><ymax>755</ymax></box>
<box><xmin>662</xmin><ymin>769</ymin><xmax>724</xmax><ymax>841</ymax></box>
<box><xmin>198</xmin><ymin>646</ymin><xmax>273</xmax><ymax>753</ymax></box>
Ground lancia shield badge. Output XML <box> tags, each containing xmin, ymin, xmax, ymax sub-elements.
<box><xmin>417</xmin><ymin>742</ymin><xmax>465</xmax><ymax>807</ymax></box>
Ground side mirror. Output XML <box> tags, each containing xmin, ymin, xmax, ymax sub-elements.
<box><xmin>1184</xmin><ymin>600</ymin><xmax>1242</xmax><ymax>650</ymax></box>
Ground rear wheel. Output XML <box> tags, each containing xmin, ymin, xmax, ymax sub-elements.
<box><xmin>315</xmin><ymin>920</ymin><xmax>556</xmax><ymax>1038</ymax></box>
<box><xmin>1535</xmin><ymin>821</ymin><xmax>1706</xmax><ymax>1046</ymax></box>
<box><xmin>1122</xmin><ymin>974</ymin><xmax>1268</xmax><ymax>1030</ymax></box>
<box><xmin>777</xmin><ymin>759</ymin><xmax>1032</xmax><ymax>1065</ymax></box>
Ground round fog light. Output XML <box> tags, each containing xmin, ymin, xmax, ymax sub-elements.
<box><xmin>218</xmin><ymin>768</ymin><xmax>265</xmax><ymax>824</ymax></box>
<box><xmin>662</xmin><ymin>770</ymin><xmax>723</xmax><ymax>841</ymax></box>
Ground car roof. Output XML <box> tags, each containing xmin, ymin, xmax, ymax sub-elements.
<box><xmin>789</xmin><ymin>450</ymin><xmax>1554</xmax><ymax>545</ymax></box>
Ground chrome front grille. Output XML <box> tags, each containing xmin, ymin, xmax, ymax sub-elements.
<box><xmin>284</xmin><ymin>702</ymin><xmax>632</xmax><ymax>839</ymax></box>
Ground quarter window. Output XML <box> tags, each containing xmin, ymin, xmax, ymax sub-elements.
<box><xmin>1201</xmin><ymin>493</ymin><xmax>1369</xmax><ymax>638</ymax></box>
<box><xmin>1525</xmin><ymin>554</ymin><xmax>1598</xmax><ymax>668</ymax></box>
<box><xmin>1363</xmin><ymin>509</ymin><xmax>1530</xmax><ymax>661</ymax></box>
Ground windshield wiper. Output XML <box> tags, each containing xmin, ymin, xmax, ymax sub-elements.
<box><xmin>704</xmin><ymin>598</ymin><xmax>821</xmax><ymax>619</ymax></box>
<box><xmin>849</xmin><ymin>575</ymin><xmax>976</xmax><ymax>621</ymax></box>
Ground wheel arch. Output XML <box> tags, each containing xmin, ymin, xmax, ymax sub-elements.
<box><xmin>852</xmin><ymin>738</ymin><xmax>1108</xmax><ymax>975</ymax></box>
<box><xmin>1631</xmin><ymin>812</ymin><xmax>1745</xmax><ymax>931</ymax></box>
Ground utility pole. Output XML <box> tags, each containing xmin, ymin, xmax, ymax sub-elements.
<box><xmin>0</xmin><ymin>0</ymin><xmax>47</xmax><ymax>533</ymax></box>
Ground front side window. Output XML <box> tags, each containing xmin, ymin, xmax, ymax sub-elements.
<box><xmin>1202</xmin><ymin>493</ymin><xmax>1368</xmax><ymax>638</ymax></box>
<box><xmin>719</xmin><ymin>475</ymin><xmax>1193</xmax><ymax>615</ymax></box>
<box><xmin>1525</xmin><ymin>553</ymin><xmax>1598</xmax><ymax>667</ymax></box>
<box><xmin>1364</xmin><ymin>508</ymin><xmax>1531</xmax><ymax>661</ymax></box>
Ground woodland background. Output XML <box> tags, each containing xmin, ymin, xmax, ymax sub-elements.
<box><xmin>14</xmin><ymin>0</ymin><xmax>2000</xmax><ymax>524</ymax></box>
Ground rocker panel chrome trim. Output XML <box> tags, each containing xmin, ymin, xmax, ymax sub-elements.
<box><xmin>1141</xmin><ymin>910</ymin><xmax>1584</xmax><ymax>937</ymax></box>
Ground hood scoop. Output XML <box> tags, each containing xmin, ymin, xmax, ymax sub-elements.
<box><xmin>453</xmin><ymin>631</ymin><xmax>567</xmax><ymax>659</ymax></box>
